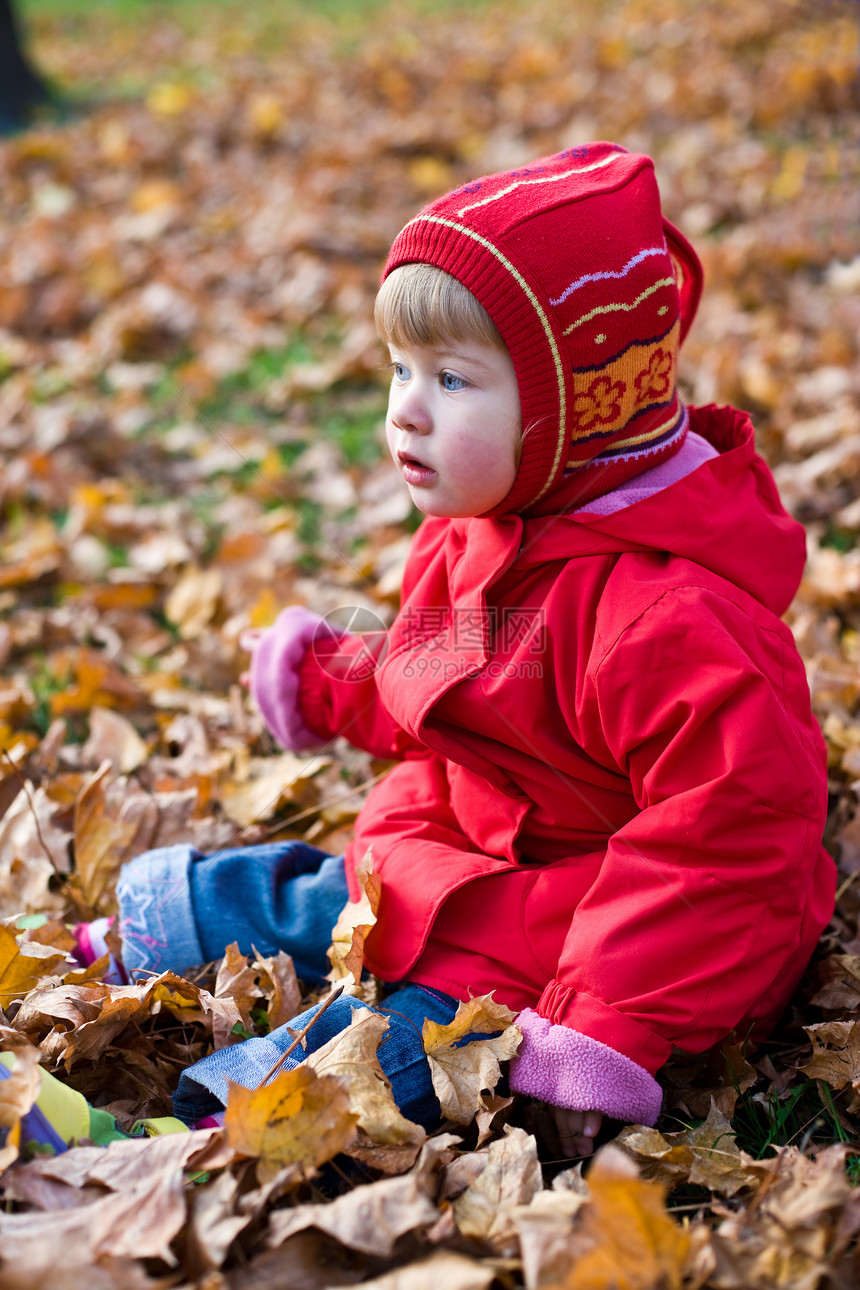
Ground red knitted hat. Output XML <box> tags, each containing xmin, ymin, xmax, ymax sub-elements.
<box><xmin>383</xmin><ymin>142</ymin><xmax>703</xmax><ymax>516</ymax></box>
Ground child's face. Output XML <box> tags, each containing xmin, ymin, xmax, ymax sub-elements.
<box><xmin>385</xmin><ymin>340</ymin><xmax>522</xmax><ymax>518</ymax></box>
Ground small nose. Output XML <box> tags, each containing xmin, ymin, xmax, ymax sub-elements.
<box><xmin>390</xmin><ymin>384</ymin><xmax>431</xmax><ymax>434</ymax></box>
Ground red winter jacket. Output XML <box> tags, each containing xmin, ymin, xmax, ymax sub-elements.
<box><xmin>291</xmin><ymin>404</ymin><xmax>833</xmax><ymax>1120</ymax></box>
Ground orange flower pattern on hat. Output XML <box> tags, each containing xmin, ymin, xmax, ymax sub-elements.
<box><xmin>572</xmin><ymin>376</ymin><xmax>627</xmax><ymax>430</ymax></box>
<box><xmin>634</xmin><ymin>348</ymin><xmax>673</xmax><ymax>404</ymax></box>
<box><xmin>567</xmin><ymin>320</ymin><xmax>681</xmax><ymax>459</ymax></box>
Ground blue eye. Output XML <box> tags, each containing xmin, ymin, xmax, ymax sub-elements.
<box><xmin>392</xmin><ymin>362</ymin><xmax>409</xmax><ymax>382</ymax></box>
<box><xmin>441</xmin><ymin>371</ymin><xmax>467</xmax><ymax>391</ymax></box>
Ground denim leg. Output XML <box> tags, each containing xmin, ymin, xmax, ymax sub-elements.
<box><xmin>172</xmin><ymin>983</ymin><xmax>459</xmax><ymax>1130</ymax></box>
<box><xmin>117</xmin><ymin>842</ymin><xmax>348</xmax><ymax>982</ymax></box>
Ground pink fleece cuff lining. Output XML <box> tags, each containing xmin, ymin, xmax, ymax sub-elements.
<box><xmin>250</xmin><ymin>607</ymin><xmax>337</xmax><ymax>752</ymax></box>
<box><xmin>509</xmin><ymin>1009</ymin><xmax>663</xmax><ymax>1126</ymax></box>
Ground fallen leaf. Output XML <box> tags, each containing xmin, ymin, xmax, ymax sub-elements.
<box><xmin>327</xmin><ymin>847</ymin><xmax>380</xmax><ymax>992</ymax></box>
<box><xmin>164</xmin><ymin>567</ymin><xmax>223</xmax><ymax>639</ymax></box>
<box><xmin>809</xmin><ymin>955</ymin><xmax>860</xmax><ymax>1010</ymax></box>
<box><xmin>0</xmin><ymin>926</ymin><xmax>67</xmax><ymax>1010</ymax></box>
<box><xmin>213</xmin><ymin>943</ymin><xmax>263</xmax><ymax>1048</ymax></box>
<box><xmin>12</xmin><ymin>971</ymin><xmax>242</xmax><ymax>1068</ymax></box>
<box><xmin>80</xmin><ymin>707</ymin><xmax>148</xmax><ymax>775</ymax></box>
<box><xmin>351</xmin><ymin>1252</ymin><xmax>497</xmax><ymax>1290</ymax></box>
<box><xmin>800</xmin><ymin>1019</ymin><xmax>860</xmax><ymax>1111</ymax></box>
<box><xmin>550</xmin><ymin>1145</ymin><xmax>689</xmax><ymax>1290</ymax></box>
<box><xmin>616</xmin><ymin>1102</ymin><xmax>765</xmax><ymax>1197</ymax></box>
<box><xmin>453</xmin><ymin>1125</ymin><xmax>543</xmax><ymax>1254</ymax></box>
<box><xmin>305</xmin><ymin>1009</ymin><xmax>425</xmax><ymax>1151</ymax></box>
<box><xmin>251</xmin><ymin>947</ymin><xmax>302</xmax><ymax>1031</ymax></box>
<box><xmin>268</xmin><ymin>1166</ymin><xmax>439</xmax><ymax>1256</ymax></box>
<box><xmin>224</xmin><ymin>1064</ymin><xmax>357</xmax><ymax>1177</ymax></box>
<box><xmin>704</xmin><ymin>1145</ymin><xmax>856</xmax><ymax>1290</ymax></box>
<box><xmin>0</xmin><ymin>1045</ymin><xmax>42</xmax><ymax>1173</ymax></box>
<box><xmin>69</xmin><ymin>763</ymin><xmax>138</xmax><ymax>915</ymax></box>
<box><xmin>219</xmin><ymin>753</ymin><xmax>328</xmax><ymax>828</ymax></box>
<box><xmin>422</xmin><ymin>994</ymin><xmax>521</xmax><ymax>1125</ymax></box>
<box><xmin>186</xmin><ymin>1167</ymin><xmax>250</xmax><ymax>1274</ymax></box>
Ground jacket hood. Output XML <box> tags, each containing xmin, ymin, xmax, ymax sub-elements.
<box><xmin>512</xmin><ymin>404</ymin><xmax>805</xmax><ymax>617</ymax></box>
<box><xmin>384</xmin><ymin>142</ymin><xmax>704</xmax><ymax>517</ymax></box>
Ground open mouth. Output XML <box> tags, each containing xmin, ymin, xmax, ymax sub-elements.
<box><xmin>397</xmin><ymin>450</ymin><xmax>436</xmax><ymax>484</ymax></box>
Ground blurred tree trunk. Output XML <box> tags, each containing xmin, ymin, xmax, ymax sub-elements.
<box><xmin>0</xmin><ymin>0</ymin><xmax>52</xmax><ymax>130</ymax></box>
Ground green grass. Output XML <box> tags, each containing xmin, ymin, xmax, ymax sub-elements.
<box><xmin>732</xmin><ymin>1077</ymin><xmax>860</xmax><ymax>1175</ymax></box>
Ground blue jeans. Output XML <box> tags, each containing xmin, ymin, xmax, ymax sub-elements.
<box><xmin>115</xmin><ymin>841</ymin><xmax>460</xmax><ymax>1129</ymax></box>
<box><xmin>173</xmin><ymin>982</ymin><xmax>458</xmax><ymax>1128</ymax></box>
<box><xmin>117</xmin><ymin>841</ymin><xmax>350</xmax><ymax>983</ymax></box>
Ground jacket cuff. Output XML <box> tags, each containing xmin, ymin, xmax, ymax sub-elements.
<box><xmin>509</xmin><ymin>1009</ymin><xmax>663</xmax><ymax>1126</ymax></box>
<box><xmin>537</xmin><ymin>980</ymin><xmax>672</xmax><ymax>1074</ymax></box>
<box><xmin>250</xmin><ymin>607</ymin><xmax>340</xmax><ymax>752</ymax></box>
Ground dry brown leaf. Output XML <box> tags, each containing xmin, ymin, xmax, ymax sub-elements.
<box><xmin>164</xmin><ymin>566</ymin><xmax>223</xmax><ymax>639</ymax></box>
<box><xmin>327</xmin><ymin>846</ymin><xmax>380</xmax><ymax>992</ymax></box>
<box><xmin>513</xmin><ymin>1188</ymin><xmax>590</xmax><ymax>1290</ymax></box>
<box><xmin>0</xmin><ymin>785</ymin><xmax>72</xmax><ymax>919</ymax></box>
<box><xmin>0</xmin><ymin>1129</ymin><xmax>221</xmax><ymax>1274</ymax></box>
<box><xmin>224</xmin><ymin>1064</ymin><xmax>357</xmax><ymax>1178</ymax></box>
<box><xmin>0</xmin><ymin>1045</ymin><xmax>42</xmax><ymax>1174</ymax></box>
<box><xmin>422</xmin><ymin>993</ymin><xmax>521</xmax><ymax>1125</ymax></box>
<box><xmin>12</xmin><ymin>971</ymin><xmax>242</xmax><ymax>1068</ymax></box>
<box><xmin>800</xmin><ymin>1019</ymin><xmax>860</xmax><ymax>1111</ymax></box>
<box><xmin>453</xmin><ymin>1125</ymin><xmax>543</xmax><ymax>1254</ymax></box>
<box><xmin>80</xmin><ymin>707</ymin><xmax>148</xmax><ymax>775</ymax></box>
<box><xmin>251</xmin><ymin>947</ymin><xmax>301</xmax><ymax>1031</ymax></box>
<box><xmin>268</xmin><ymin>1166</ymin><xmax>439</xmax><ymax>1256</ymax></box>
<box><xmin>219</xmin><ymin>753</ymin><xmax>328</xmax><ymax>828</ymax></box>
<box><xmin>352</xmin><ymin>1252</ymin><xmax>497</xmax><ymax>1290</ymax></box>
<box><xmin>662</xmin><ymin>1041</ymin><xmax>758</xmax><ymax>1119</ymax></box>
<box><xmin>70</xmin><ymin>762</ymin><xmax>138</xmax><ymax>915</ymax></box>
<box><xmin>186</xmin><ymin>1168</ymin><xmax>250</xmax><ymax>1274</ymax></box>
<box><xmin>809</xmin><ymin>955</ymin><xmax>860</xmax><ymax>1010</ymax></box>
<box><xmin>616</xmin><ymin>1102</ymin><xmax>765</xmax><ymax>1197</ymax></box>
<box><xmin>548</xmin><ymin>1145</ymin><xmax>689</xmax><ymax>1290</ymax></box>
<box><xmin>213</xmin><ymin>943</ymin><xmax>263</xmax><ymax>1048</ymax></box>
<box><xmin>704</xmin><ymin>1146</ymin><xmax>856</xmax><ymax>1289</ymax></box>
<box><xmin>304</xmin><ymin>1009</ymin><xmax>425</xmax><ymax>1150</ymax></box>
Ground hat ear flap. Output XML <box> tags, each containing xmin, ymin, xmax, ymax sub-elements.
<box><xmin>663</xmin><ymin>218</ymin><xmax>703</xmax><ymax>344</ymax></box>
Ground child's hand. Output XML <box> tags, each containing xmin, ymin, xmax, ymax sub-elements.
<box><xmin>553</xmin><ymin>1106</ymin><xmax>603</xmax><ymax>1158</ymax></box>
<box><xmin>238</xmin><ymin>628</ymin><xmax>265</xmax><ymax>687</ymax></box>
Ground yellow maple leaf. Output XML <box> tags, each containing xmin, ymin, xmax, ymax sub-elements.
<box><xmin>422</xmin><ymin>994</ymin><xmax>521</xmax><ymax>1125</ymax></box>
<box><xmin>556</xmin><ymin>1146</ymin><xmax>689</xmax><ymax>1290</ymax></box>
<box><xmin>224</xmin><ymin>1064</ymin><xmax>357</xmax><ymax>1175</ymax></box>
<box><xmin>0</xmin><ymin>925</ymin><xmax>67</xmax><ymax>1009</ymax></box>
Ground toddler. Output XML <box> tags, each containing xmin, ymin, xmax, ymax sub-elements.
<box><xmin>77</xmin><ymin>142</ymin><xmax>834</xmax><ymax>1158</ymax></box>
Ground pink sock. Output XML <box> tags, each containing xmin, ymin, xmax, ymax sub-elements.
<box><xmin>73</xmin><ymin>917</ymin><xmax>129</xmax><ymax>985</ymax></box>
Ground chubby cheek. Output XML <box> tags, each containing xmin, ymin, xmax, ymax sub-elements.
<box><xmin>453</xmin><ymin>431</ymin><xmax>517</xmax><ymax>494</ymax></box>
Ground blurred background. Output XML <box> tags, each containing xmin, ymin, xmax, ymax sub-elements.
<box><xmin>0</xmin><ymin>0</ymin><xmax>858</xmax><ymax>898</ymax></box>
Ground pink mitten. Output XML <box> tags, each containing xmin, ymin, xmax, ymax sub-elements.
<box><xmin>245</xmin><ymin>607</ymin><xmax>345</xmax><ymax>752</ymax></box>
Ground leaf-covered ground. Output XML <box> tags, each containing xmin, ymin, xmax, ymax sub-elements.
<box><xmin>0</xmin><ymin>0</ymin><xmax>859</xmax><ymax>1285</ymax></box>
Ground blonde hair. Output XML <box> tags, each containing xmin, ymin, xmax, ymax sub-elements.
<box><xmin>374</xmin><ymin>263</ymin><xmax>505</xmax><ymax>351</ymax></box>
